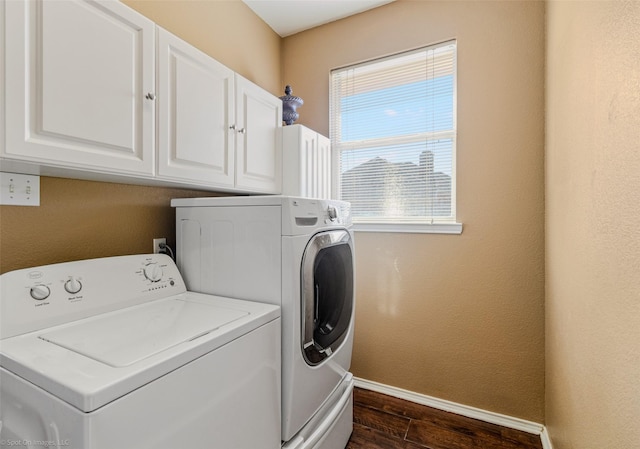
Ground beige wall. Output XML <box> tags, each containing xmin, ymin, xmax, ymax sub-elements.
<box><xmin>0</xmin><ymin>178</ymin><xmax>214</xmax><ymax>273</ymax></box>
<box><xmin>546</xmin><ymin>1</ymin><xmax>640</xmax><ymax>448</ymax></box>
<box><xmin>124</xmin><ymin>0</ymin><xmax>282</xmax><ymax>94</ymax></box>
<box><xmin>0</xmin><ymin>0</ymin><xmax>281</xmax><ymax>274</ymax></box>
<box><xmin>283</xmin><ymin>0</ymin><xmax>546</xmax><ymax>421</ymax></box>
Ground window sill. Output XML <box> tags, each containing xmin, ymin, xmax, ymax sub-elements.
<box><xmin>352</xmin><ymin>222</ymin><xmax>463</xmax><ymax>234</ymax></box>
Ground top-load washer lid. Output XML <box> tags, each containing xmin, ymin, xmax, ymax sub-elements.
<box><xmin>0</xmin><ymin>292</ymin><xmax>280</xmax><ymax>413</ymax></box>
<box><xmin>38</xmin><ymin>298</ymin><xmax>247</xmax><ymax>367</ymax></box>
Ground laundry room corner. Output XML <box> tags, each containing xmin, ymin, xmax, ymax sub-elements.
<box><xmin>281</xmin><ymin>0</ymin><xmax>546</xmax><ymax>423</ymax></box>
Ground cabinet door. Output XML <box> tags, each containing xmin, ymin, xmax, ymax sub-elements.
<box><xmin>157</xmin><ymin>28</ymin><xmax>235</xmax><ymax>187</ymax></box>
<box><xmin>234</xmin><ymin>75</ymin><xmax>282</xmax><ymax>193</ymax></box>
<box><xmin>315</xmin><ymin>132</ymin><xmax>332</xmax><ymax>199</ymax></box>
<box><xmin>3</xmin><ymin>0</ymin><xmax>155</xmax><ymax>176</ymax></box>
<box><xmin>282</xmin><ymin>125</ymin><xmax>332</xmax><ymax>199</ymax></box>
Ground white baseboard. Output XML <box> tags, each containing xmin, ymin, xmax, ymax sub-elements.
<box><xmin>353</xmin><ymin>377</ymin><xmax>553</xmax><ymax>449</ymax></box>
<box><xmin>539</xmin><ymin>427</ymin><xmax>553</xmax><ymax>449</ymax></box>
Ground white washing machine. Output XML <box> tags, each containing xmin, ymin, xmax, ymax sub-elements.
<box><xmin>0</xmin><ymin>254</ymin><xmax>281</xmax><ymax>449</ymax></box>
<box><xmin>171</xmin><ymin>196</ymin><xmax>355</xmax><ymax>449</ymax></box>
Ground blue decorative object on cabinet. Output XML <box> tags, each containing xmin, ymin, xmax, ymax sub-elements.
<box><xmin>280</xmin><ymin>85</ymin><xmax>303</xmax><ymax>125</ymax></box>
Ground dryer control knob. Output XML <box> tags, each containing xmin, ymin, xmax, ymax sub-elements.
<box><xmin>327</xmin><ymin>206</ymin><xmax>338</xmax><ymax>221</ymax></box>
<box><xmin>30</xmin><ymin>284</ymin><xmax>51</xmax><ymax>301</ymax></box>
<box><xmin>143</xmin><ymin>263</ymin><xmax>163</xmax><ymax>282</ymax></box>
<box><xmin>64</xmin><ymin>278</ymin><xmax>82</xmax><ymax>294</ymax></box>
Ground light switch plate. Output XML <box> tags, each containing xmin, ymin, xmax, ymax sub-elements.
<box><xmin>0</xmin><ymin>172</ymin><xmax>40</xmax><ymax>206</ymax></box>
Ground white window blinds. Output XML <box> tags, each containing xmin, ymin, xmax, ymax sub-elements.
<box><xmin>330</xmin><ymin>41</ymin><xmax>457</xmax><ymax>229</ymax></box>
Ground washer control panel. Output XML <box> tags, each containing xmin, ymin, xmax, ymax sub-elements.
<box><xmin>1</xmin><ymin>254</ymin><xmax>186</xmax><ymax>339</ymax></box>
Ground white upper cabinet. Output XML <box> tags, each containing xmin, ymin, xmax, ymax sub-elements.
<box><xmin>157</xmin><ymin>27</ymin><xmax>235</xmax><ymax>188</ymax></box>
<box><xmin>3</xmin><ymin>0</ymin><xmax>155</xmax><ymax>177</ymax></box>
<box><xmin>157</xmin><ymin>30</ymin><xmax>282</xmax><ymax>193</ymax></box>
<box><xmin>2</xmin><ymin>0</ymin><xmax>283</xmax><ymax>193</ymax></box>
<box><xmin>235</xmin><ymin>75</ymin><xmax>283</xmax><ymax>193</ymax></box>
<box><xmin>282</xmin><ymin>125</ymin><xmax>332</xmax><ymax>199</ymax></box>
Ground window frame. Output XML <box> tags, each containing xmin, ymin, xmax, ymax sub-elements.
<box><xmin>330</xmin><ymin>40</ymin><xmax>462</xmax><ymax>234</ymax></box>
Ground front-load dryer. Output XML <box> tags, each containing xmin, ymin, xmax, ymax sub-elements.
<box><xmin>172</xmin><ymin>196</ymin><xmax>355</xmax><ymax>449</ymax></box>
<box><xmin>0</xmin><ymin>254</ymin><xmax>281</xmax><ymax>449</ymax></box>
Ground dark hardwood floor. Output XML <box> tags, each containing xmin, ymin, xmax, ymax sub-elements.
<box><xmin>346</xmin><ymin>388</ymin><xmax>543</xmax><ymax>449</ymax></box>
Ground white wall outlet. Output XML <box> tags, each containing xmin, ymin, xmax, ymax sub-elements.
<box><xmin>0</xmin><ymin>172</ymin><xmax>40</xmax><ymax>206</ymax></box>
<box><xmin>153</xmin><ymin>238</ymin><xmax>166</xmax><ymax>254</ymax></box>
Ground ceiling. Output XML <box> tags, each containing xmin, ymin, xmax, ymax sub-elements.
<box><xmin>242</xmin><ymin>0</ymin><xmax>395</xmax><ymax>37</ymax></box>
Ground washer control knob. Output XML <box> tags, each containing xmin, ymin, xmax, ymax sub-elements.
<box><xmin>64</xmin><ymin>278</ymin><xmax>82</xmax><ymax>294</ymax></box>
<box><xmin>30</xmin><ymin>284</ymin><xmax>51</xmax><ymax>301</ymax></box>
<box><xmin>143</xmin><ymin>263</ymin><xmax>163</xmax><ymax>282</ymax></box>
<box><xmin>327</xmin><ymin>206</ymin><xmax>338</xmax><ymax>221</ymax></box>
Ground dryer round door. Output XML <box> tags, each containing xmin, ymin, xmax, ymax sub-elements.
<box><xmin>301</xmin><ymin>229</ymin><xmax>354</xmax><ymax>366</ymax></box>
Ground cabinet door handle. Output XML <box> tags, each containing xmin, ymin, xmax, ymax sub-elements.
<box><xmin>238</xmin><ymin>128</ymin><xmax>246</xmax><ymax>134</ymax></box>
<box><xmin>229</xmin><ymin>124</ymin><xmax>236</xmax><ymax>130</ymax></box>
<box><xmin>145</xmin><ymin>92</ymin><xmax>156</xmax><ymax>100</ymax></box>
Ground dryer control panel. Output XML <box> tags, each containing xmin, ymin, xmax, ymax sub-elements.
<box><xmin>284</xmin><ymin>197</ymin><xmax>352</xmax><ymax>235</ymax></box>
<box><xmin>0</xmin><ymin>254</ymin><xmax>186</xmax><ymax>339</ymax></box>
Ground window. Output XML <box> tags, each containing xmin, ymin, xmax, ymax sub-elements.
<box><xmin>330</xmin><ymin>40</ymin><xmax>460</xmax><ymax>233</ymax></box>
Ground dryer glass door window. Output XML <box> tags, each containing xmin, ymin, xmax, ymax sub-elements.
<box><xmin>302</xmin><ymin>230</ymin><xmax>354</xmax><ymax>366</ymax></box>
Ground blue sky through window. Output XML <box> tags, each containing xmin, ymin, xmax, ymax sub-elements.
<box><xmin>341</xmin><ymin>75</ymin><xmax>454</xmax><ymax>142</ymax></box>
